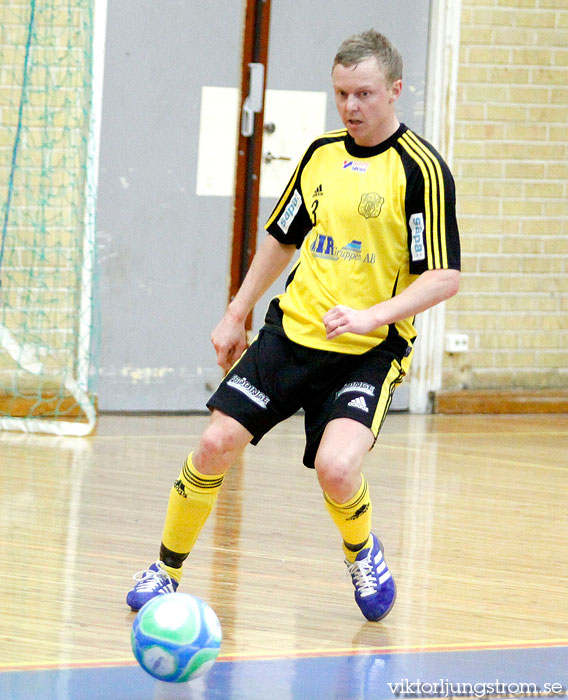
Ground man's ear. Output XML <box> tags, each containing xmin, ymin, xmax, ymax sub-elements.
<box><xmin>390</xmin><ymin>79</ymin><xmax>403</xmax><ymax>103</ymax></box>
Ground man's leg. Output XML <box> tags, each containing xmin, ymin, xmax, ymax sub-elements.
<box><xmin>127</xmin><ymin>410</ymin><xmax>252</xmax><ymax>610</ymax></box>
<box><xmin>315</xmin><ymin>417</ymin><xmax>374</xmax><ymax>559</ymax></box>
<box><xmin>160</xmin><ymin>409</ymin><xmax>253</xmax><ymax>565</ymax></box>
<box><xmin>315</xmin><ymin>417</ymin><xmax>396</xmax><ymax>622</ymax></box>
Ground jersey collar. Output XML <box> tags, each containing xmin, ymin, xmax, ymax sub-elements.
<box><xmin>344</xmin><ymin>123</ymin><xmax>407</xmax><ymax>158</ymax></box>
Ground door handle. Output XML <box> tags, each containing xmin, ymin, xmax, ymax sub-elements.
<box><xmin>240</xmin><ymin>63</ymin><xmax>265</xmax><ymax>137</ymax></box>
<box><xmin>263</xmin><ymin>151</ymin><xmax>292</xmax><ymax>164</ymax></box>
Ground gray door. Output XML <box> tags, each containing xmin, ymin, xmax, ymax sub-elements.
<box><xmin>97</xmin><ymin>0</ymin><xmax>431</xmax><ymax>411</ymax></box>
<box><xmin>97</xmin><ymin>1</ymin><xmax>243</xmax><ymax>410</ymax></box>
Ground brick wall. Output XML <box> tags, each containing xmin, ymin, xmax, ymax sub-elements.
<box><xmin>444</xmin><ymin>0</ymin><xmax>568</xmax><ymax>390</ymax></box>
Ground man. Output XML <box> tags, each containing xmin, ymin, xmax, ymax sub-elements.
<box><xmin>127</xmin><ymin>29</ymin><xmax>460</xmax><ymax>621</ymax></box>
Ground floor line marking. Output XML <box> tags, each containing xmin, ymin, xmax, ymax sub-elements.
<box><xmin>2</xmin><ymin>639</ymin><xmax>567</xmax><ymax>672</ymax></box>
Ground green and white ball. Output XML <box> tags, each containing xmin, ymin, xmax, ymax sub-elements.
<box><xmin>131</xmin><ymin>593</ymin><xmax>222</xmax><ymax>683</ymax></box>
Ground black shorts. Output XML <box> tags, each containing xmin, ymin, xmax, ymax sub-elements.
<box><xmin>207</xmin><ymin>327</ymin><xmax>406</xmax><ymax>469</ymax></box>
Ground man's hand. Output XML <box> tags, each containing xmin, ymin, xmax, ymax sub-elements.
<box><xmin>211</xmin><ymin>312</ymin><xmax>247</xmax><ymax>372</ymax></box>
<box><xmin>208</xmin><ymin>235</ymin><xmax>296</xmax><ymax>371</ymax></box>
<box><xmin>323</xmin><ymin>269</ymin><xmax>460</xmax><ymax>341</ymax></box>
<box><xmin>323</xmin><ymin>305</ymin><xmax>378</xmax><ymax>339</ymax></box>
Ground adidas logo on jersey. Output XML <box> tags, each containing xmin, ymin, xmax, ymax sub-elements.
<box><xmin>348</xmin><ymin>396</ymin><xmax>369</xmax><ymax>412</ymax></box>
<box><xmin>312</xmin><ymin>184</ymin><xmax>323</xmax><ymax>197</ymax></box>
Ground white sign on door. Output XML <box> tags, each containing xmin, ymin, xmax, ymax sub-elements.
<box><xmin>196</xmin><ymin>86</ymin><xmax>327</xmax><ymax>199</ymax></box>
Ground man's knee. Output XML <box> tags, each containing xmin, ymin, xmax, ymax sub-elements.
<box><xmin>195</xmin><ymin>412</ymin><xmax>251</xmax><ymax>473</ymax></box>
<box><xmin>315</xmin><ymin>449</ymin><xmax>358</xmax><ymax>499</ymax></box>
<box><xmin>314</xmin><ymin>419</ymin><xmax>372</xmax><ymax>501</ymax></box>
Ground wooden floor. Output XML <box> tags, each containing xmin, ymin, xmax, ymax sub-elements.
<box><xmin>1</xmin><ymin>412</ymin><xmax>567</xmax><ymax>669</ymax></box>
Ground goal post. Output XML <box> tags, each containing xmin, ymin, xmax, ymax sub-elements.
<box><xmin>0</xmin><ymin>0</ymin><xmax>104</xmax><ymax>436</ymax></box>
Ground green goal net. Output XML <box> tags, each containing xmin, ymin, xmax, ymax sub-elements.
<box><xmin>0</xmin><ymin>0</ymin><xmax>100</xmax><ymax>436</ymax></box>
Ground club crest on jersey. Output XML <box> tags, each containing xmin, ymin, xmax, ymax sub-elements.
<box><xmin>343</xmin><ymin>159</ymin><xmax>369</xmax><ymax>174</ymax></box>
<box><xmin>358</xmin><ymin>192</ymin><xmax>384</xmax><ymax>219</ymax></box>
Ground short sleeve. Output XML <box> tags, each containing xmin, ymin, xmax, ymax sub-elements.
<box><xmin>264</xmin><ymin>147</ymin><xmax>316</xmax><ymax>248</ymax></box>
<box><xmin>402</xmin><ymin>137</ymin><xmax>461</xmax><ymax>274</ymax></box>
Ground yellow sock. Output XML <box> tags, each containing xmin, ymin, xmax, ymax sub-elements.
<box><xmin>324</xmin><ymin>474</ymin><xmax>372</xmax><ymax>563</ymax></box>
<box><xmin>160</xmin><ymin>452</ymin><xmax>225</xmax><ymax>576</ymax></box>
<box><xmin>159</xmin><ymin>561</ymin><xmax>183</xmax><ymax>583</ymax></box>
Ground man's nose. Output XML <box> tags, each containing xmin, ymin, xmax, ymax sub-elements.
<box><xmin>346</xmin><ymin>94</ymin><xmax>359</xmax><ymax>112</ymax></box>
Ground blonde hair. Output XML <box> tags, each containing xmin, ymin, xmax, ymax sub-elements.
<box><xmin>333</xmin><ymin>29</ymin><xmax>403</xmax><ymax>84</ymax></box>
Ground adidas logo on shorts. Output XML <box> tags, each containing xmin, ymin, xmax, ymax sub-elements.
<box><xmin>348</xmin><ymin>396</ymin><xmax>369</xmax><ymax>412</ymax></box>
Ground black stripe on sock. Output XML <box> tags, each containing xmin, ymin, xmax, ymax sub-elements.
<box><xmin>344</xmin><ymin>538</ymin><xmax>369</xmax><ymax>553</ymax></box>
<box><xmin>324</xmin><ymin>479</ymin><xmax>368</xmax><ymax>511</ymax></box>
<box><xmin>182</xmin><ymin>461</ymin><xmax>224</xmax><ymax>490</ymax></box>
<box><xmin>159</xmin><ymin>543</ymin><xmax>189</xmax><ymax>568</ymax></box>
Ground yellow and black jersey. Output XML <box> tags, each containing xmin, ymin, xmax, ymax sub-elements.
<box><xmin>264</xmin><ymin>123</ymin><xmax>460</xmax><ymax>363</ymax></box>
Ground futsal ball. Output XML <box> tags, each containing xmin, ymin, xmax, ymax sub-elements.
<box><xmin>131</xmin><ymin>593</ymin><xmax>222</xmax><ymax>683</ymax></box>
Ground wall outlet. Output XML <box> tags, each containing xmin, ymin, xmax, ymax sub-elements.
<box><xmin>445</xmin><ymin>332</ymin><xmax>469</xmax><ymax>353</ymax></box>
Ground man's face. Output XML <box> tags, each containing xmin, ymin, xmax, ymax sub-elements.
<box><xmin>332</xmin><ymin>57</ymin><xmax>402</xmax><ymax>147</ymax></box>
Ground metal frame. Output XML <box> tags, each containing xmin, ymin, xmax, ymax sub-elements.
<box><xmin>229</xmin><ymin>0</ymin><xmax>272</xmax><ymax>329</ymax></box>
<box><xmin>409</xmin><ymin>0</ymin><xmax>463</xmax><ymax>413</ymax></box>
